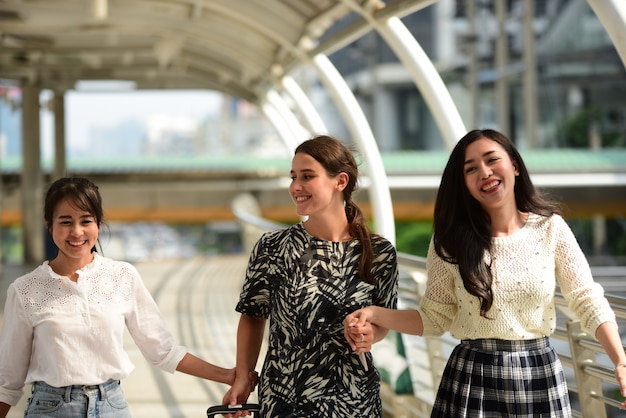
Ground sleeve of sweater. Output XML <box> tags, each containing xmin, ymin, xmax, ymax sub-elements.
<box><xmin>417</xmin><ymin>239</ymin><xmax>458</xmax><ymax>337</ymax></box>
<box><xmin>552</xmin><ymin>215</ymin><xmax>616</xmax><ymax>336</ymax></box>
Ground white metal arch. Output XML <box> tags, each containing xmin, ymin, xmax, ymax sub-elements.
<box><xmin>280</xmin><ymin>76</ymin><xmax>328</xmax><ymax>135</ymax></box>
<box><xmin>378</xmin><ymin>17</ymin><xmax>467</xmax><ymax>149</ymax></box>
<box><xmin>311</xmin><ymin>53</ymin><xmax>396</xmax><ymax>243</ymax></box>
<box><xmin>587</xmin><ymin>0</ymin><xmax>626</xmax><ymax>68</ymax></box>
<box><xmin>260</xmin><ymin>100</ymin><xmax>299</xmax><ymax>155</ymax></box>
<box><xmin>340</xmin><ymin>0</ymin><xmax>466</xmax><ymax>149</ymax></box>
<box><xmin>265</xmin><ymin>89</ymin><xmax>310</xmax><ymax>151</ymax></box>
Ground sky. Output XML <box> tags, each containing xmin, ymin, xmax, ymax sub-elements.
<box><xmin>41</xmin><ymin>89</ymin><xmax>223</xmax><ymax>156</ymax></box>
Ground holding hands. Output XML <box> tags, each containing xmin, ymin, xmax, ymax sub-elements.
<box><xmin>343</xmin><ymin>307</ymin><xmax>379</xmax><ymax>354</ymax></box>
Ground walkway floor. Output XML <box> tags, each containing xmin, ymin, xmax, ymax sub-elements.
<box><xmin>0</xmin><ymin>255</ymin><xmax>262</xmax><ymax>418</ymax></box>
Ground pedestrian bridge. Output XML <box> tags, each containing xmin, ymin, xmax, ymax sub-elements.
<box><xmin>1</xmin><ymin>0</ymin><xmax>625</xmax><ymax>415</ymax></box>
<box><xmin>1</xmin><ymin>147</ymin><xmax>625</xmax><ymax>226</ymax></box>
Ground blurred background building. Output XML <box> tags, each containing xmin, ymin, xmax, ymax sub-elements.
<box><xmin>328</xmin><ymin>0</ymin><xmax>626</xmax><ymax>150</ymax></box>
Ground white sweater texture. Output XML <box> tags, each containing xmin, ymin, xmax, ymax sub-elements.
<box><xmin>419</xmin><ymin>213</ymin><xmax>616</xmax><ymax>341</ymax></box>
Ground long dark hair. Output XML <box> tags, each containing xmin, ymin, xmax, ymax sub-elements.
<box><xmin>295</xmin><ymin>134</ymin><xmax>380</xmax><ymax>284</ymax></box>
<box><xmin>433</xmin><ymin>129</ymin><xmax>560</xmax><ymax>316</ymax></box>
<box><xmin>44</xmin><ymin>177</ymin><xmax>105</xmax><ymax>253</ymax></box>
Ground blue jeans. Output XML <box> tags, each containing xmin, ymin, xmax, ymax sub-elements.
<box><xmin>25</xmin><ymin>379</ymin><xmax>131</xmax><ymax>418</ymax></box>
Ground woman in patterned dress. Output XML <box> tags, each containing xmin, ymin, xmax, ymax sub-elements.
<box><xmin>345</xmin><ymin>129</ymin><xmax>626</xmax><ymax>417</ymax></box>
<box><xmin>224</xmin><ymin>134</ymin><xmax>399</xmax><ymax>417</ymax></box>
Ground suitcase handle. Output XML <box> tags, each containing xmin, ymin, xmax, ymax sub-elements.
<box><xmin>206</xmin><ymin>403</ymin><xmax>260</xmax><ymax>417</ymax></box>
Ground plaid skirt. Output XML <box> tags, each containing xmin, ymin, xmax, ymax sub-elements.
<box><xmin>431</xmin><ymin>337</ymin><xmax>571</xmax><ymax>418</ymax></box>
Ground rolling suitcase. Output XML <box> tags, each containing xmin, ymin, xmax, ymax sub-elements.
<box><xmin>206</xmin><ymin>403</ymin><xmax>260</xmax><ymax>417</ymax></box>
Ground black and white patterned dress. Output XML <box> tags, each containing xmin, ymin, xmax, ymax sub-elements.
<box><xmin>236</xmin><ymin>223</ymin><xmax>398</xmax><ymax>417</ymax></box>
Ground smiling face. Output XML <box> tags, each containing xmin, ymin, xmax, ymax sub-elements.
<box><xmin>48</xmin><ymin>197</ymin><xmax>100</xmax><ymax>266</ymax></box>
<box><xmin>463</xmin><ymin>137</ymin><xmax>519</xmax><ymax>212</ymax></box>
<box><xmin>289</xmin><ymin>152</ymin><xmax>348</xmax><ymax>218</ymax></box>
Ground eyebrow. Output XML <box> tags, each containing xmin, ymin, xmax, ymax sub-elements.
<box><xmin>464</xmin><ymin>150</ymin><xmax>497</xmax><ymax>165</ymax></box>
<box><xmin>290</xmin><ymin>168</ymin><xmax>316</xmax><ymax>174</ymax></box>
<box><xmin>56</xmin><ymin>213</ymin><xmax>93</xmax><ymax>219</ymax></box>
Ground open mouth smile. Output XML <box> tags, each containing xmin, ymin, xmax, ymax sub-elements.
<box><xmin>481</xmin><ymin>180</ymin><xmax>500</xmax><ymax>192</ymax></box>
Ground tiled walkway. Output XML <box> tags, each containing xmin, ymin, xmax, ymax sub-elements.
<box><xmin>0</xmin><ymin>255</ymin><xmax>263</xmax><ymax>418</ymax></box>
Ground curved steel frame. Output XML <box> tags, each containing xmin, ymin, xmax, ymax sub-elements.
<box><xmin>257</xmin><ymin>0</ymin><xmax>626</xmax><ymax>244</ymax></box>
<box><xmin>260</xmin><ymin>6</ymin><xmax>468</xmax><ymax>243</ymax></box>
<box><xmin>9</xmin><ymin>0</ymin><xmax>626</xmax><ymax>259</ymax></box>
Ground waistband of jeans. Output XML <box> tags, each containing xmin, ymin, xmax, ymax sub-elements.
<box><xmin>32</xmin><ymin>378</ymin><xmax>119</xmax><ymax>397</ymax></box>
<box><xmin>460</xmin><ymin>336</ymin><xmax>549</xmax><ymax>352</ymax></box>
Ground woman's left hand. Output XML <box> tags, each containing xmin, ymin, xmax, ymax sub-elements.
<box><xmin>615</xmin><ymin>364</ymin><xmax>626</xmax><ymax>410</ymax></box>
<box><xmin>248</xmin><ymin>370</ymin><xmax>259</xmax><ymax>392</ymax></box>
<box><xmin>344</xmin><ymin>317</ymin><xmax>374</xmax><ymax>354</ymax></box>
<box><xmin>223</xmin><ymin>368</ymin><xmax>257</xmax><ymax>392</ymax></box>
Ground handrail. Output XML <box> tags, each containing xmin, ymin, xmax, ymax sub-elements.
<box><xmin>231</xmin><ymin>193</ymin><xmax>626</xmax><ymax>417</ymax></box>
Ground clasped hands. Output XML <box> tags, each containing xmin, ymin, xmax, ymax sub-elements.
<box><xmin>343</xmin><ymin>306</ymin><xmax>376</xmax><ymax>354</ymax></box>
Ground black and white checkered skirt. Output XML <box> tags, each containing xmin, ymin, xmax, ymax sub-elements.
<box><xmin>431</xmin><ymin>337</ymin><xmax>571</xmax><ymax>417</ymax></box>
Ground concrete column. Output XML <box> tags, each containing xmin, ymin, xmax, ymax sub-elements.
<box><xmin>495</xmin><ymin>1</ymin><xmax>510</xmax><ymax>135</ymax></box>
<box><xmin>590</xmin><ymin>123</ymin><xmax>606</xmax><ymax>259</ymax></box>
<box><xmin>21</xmin><ymin>84</ymin><xmax>45</xmax><ymax>264</ymax></box>
<box><xmin>593</xmin><ymin>214</ymin><xmax>607</xmax><ymax>257</ymax></box>
<box><xmin>53</xmin><ymin>91</ymin><xmax>66</xmax><ymax>180</ymax></box>
<box><xmin>466</xmin><ymin>0</ymin><xmax>478</xmax><ymax>129</ymax></box>
<box><xmin>523</xmin><ymin>0</ymin><xmax>538</xmax><ymax>147</ymax></box>
<box><xmin>373</xmin><ymin>89</ymin><xmax>397</xmax><ymax>151</ymax></box>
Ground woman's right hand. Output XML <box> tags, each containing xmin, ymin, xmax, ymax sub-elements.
<box><xmin>343</xmin><ymin>306</ymin><xmax>377</xmax><ymax>352</ymax></box>
<box><xmin>222</xmin><ymin>372</ymin><xmax>256</xmax><ymax>417</ymax></box>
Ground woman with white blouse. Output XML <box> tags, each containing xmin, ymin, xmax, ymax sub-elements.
<box><xmin>0</xmin><ymin>177</ymin><xmax>254</xmax><ymax>418</ymax></box>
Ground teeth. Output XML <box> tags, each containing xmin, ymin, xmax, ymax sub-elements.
<box><xmin>295</xmin><ymin>196</ymin><xmax>309</xmax><ymax>202</ymax></box>
<box><xmin>482</xmin><ymin>181</ymin><xmax>499</xmax><ymax>191</ymax></box>
<box><xmin>69</xmin><ymin>241</ymin><xmax>85</xmax><ymax>245</ymax></box>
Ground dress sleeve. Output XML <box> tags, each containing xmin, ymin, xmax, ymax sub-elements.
<box><xmin>0</xmin><ymin>284</ymin><xmax>32</xmax><ymax>406</ymax></box>
<box><xmin>236</xmin><ymin>233</ymin><xmax>272</xmax><ymax>318</ymax></box>
<box><xmin>124</xmin><ymin>265</ymin><xmax>187</xmax><ymax>373</ymax></box>
<box><xmin>553</xmin><ymin>215</ymin><xmax>616</xmax><ymax>336</ymax></box>
<box><xmin>417</xmin><ymin>239</ymin><xmax>458</xmax><ymax>337</ymax></box>
<box><xmin>372</xmin><ymin>239</ymin><xmax>399</xmax><ymax>310</ymax></box>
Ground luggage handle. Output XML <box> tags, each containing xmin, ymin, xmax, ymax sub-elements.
<box><xmin>206</xmin><ymin>403</ymin><xmax>260</xmax><ymax>417</ymax></box>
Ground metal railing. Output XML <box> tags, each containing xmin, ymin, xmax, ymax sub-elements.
<box><xmin>231</xmin><ymin>193</ymin><xmax>626</xmax><ymax>418</ymax></box>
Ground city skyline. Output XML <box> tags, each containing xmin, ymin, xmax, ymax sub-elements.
<box><xmin>2</xmin><ymin>88</ymin><xmax>224</xmax><ymax>158</ymax></box>
<box><xmin>64</xmin><ymin>89</ymin><xmax>222</xmax><ymax>154</ymax></box>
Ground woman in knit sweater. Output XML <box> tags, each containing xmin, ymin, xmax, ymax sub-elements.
<box><xmin>344</xmin><ymin>129</ymin><xmax>626</xmax><ymax>417</ymax></box>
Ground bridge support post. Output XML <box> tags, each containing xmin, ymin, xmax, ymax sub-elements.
<box><xmin>21</xmin><ymin>84</ymin><xmax>45</xmax><ymax>264</ymax></box>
